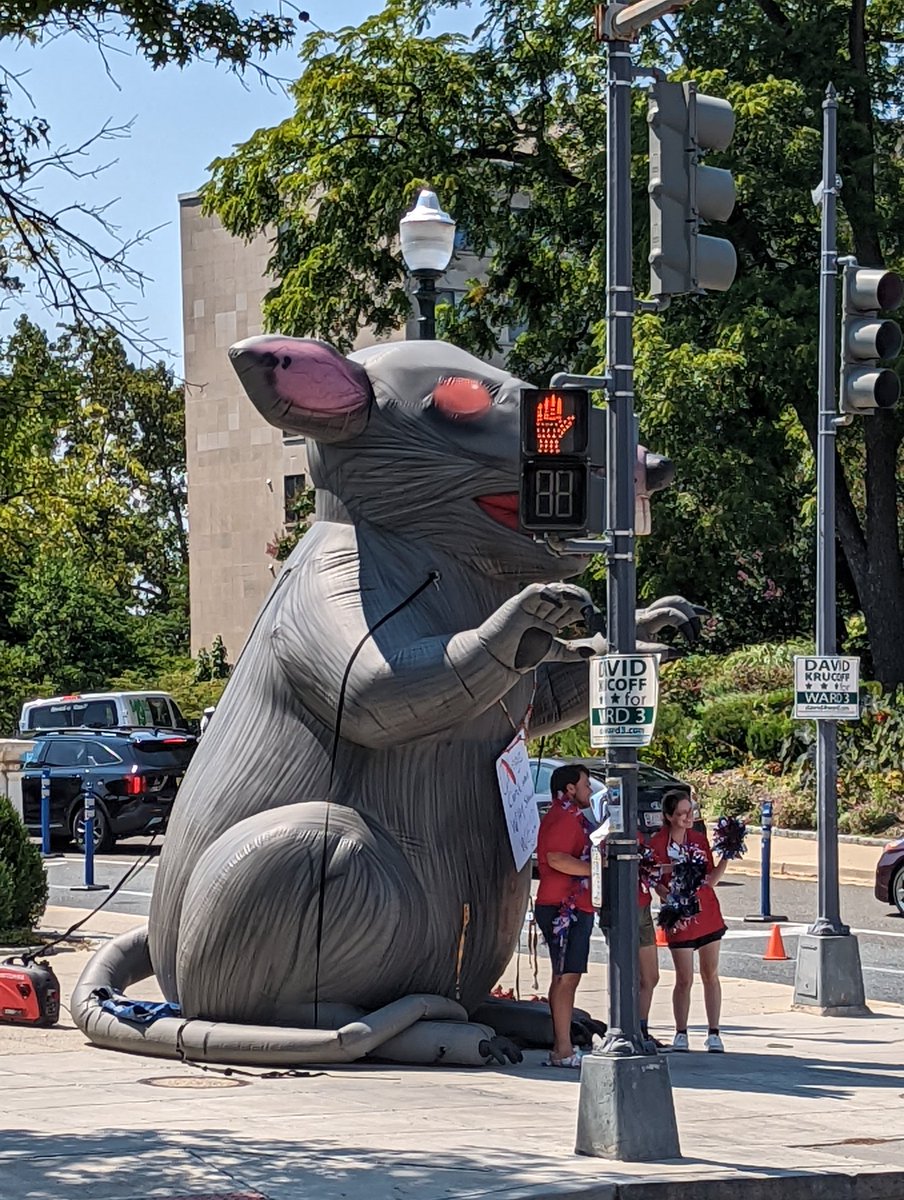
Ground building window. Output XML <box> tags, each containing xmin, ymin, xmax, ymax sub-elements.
<box><xmin>284</xmin><ymin>473</ymin><xmax>307</xmax><ymax>524</ymax></box>
<box><xmin>436</xmin><ymin>288</ymin><xmax>463</xmax><ymax>310</ymax></box>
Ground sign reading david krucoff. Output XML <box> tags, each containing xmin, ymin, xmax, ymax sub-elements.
<box><xmin>589</xmin><ymin>655</ymin><xmax>660</xmax><ymax>748</ymax></box>
<box><xmin>793</xmin><ymin>656</ymin><xmax>860</xmax><ymax>721</ymax></box>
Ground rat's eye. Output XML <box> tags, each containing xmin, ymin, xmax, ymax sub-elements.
<box><xmin>431</xmin><ymin>377</ymin><xmax>493</xmax><ymax>421</ymax></box>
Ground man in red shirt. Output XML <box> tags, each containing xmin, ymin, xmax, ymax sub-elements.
<box><xmin>535</xmin><ymin>764</ymin><xmax>595</xmax><ymax>1068</ymax></box>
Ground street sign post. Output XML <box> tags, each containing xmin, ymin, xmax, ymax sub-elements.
<box><xmin>589</xmin><ymin>655</ymin><xmax>660</xmax><ymax>748</ymax></box>
<box><xmin>791</xmin><ymin>84</ymin><xmax>866</xmax><ymax>1013</ymax></box>
<box><xmin>793</xmin><ymin>656</ymin><xmax>860</xmax><ymax>721</ymax></box>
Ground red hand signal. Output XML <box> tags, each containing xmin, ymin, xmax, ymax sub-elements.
<box><xmin>534</xmin><ymin>393</ymin><xmax>575</xmax><ymax>453</ymax></box>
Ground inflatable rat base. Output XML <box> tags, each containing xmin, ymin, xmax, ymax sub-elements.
<box><xmin>72</xmin><ymin>338</ymin><xmax>702</xmax><ymax>1067</ymax></box>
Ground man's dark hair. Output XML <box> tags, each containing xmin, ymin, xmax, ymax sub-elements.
<box><xmin>550</xmin><ymin>763</ymin><xmax>590</xmax><ymax>797</ymax></box>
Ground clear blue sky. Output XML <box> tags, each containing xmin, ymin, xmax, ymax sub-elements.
<box><xmin>8</xmin><ymin>2</ymin><xmax>469</xmax><ymax>369</ymax></box>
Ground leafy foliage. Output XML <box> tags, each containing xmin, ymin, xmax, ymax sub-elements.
<box><xmin>0</xmin><ymin>0</ymin><xmax>299</xmax><ymax>340</ymax></box>
<box><xmin>0</xmin><ymin>318</ymin><xmax>189</xmax><ymax>731</ymax></box>
<box><xmin>205</xmin><ymin>0</ymin><xmax>904</xmax><ymax>683</ymax></box>
<box><xmin>0</xmin><ymin>795</ymin><xmax>48</xmax><ymax>937</ymax></box>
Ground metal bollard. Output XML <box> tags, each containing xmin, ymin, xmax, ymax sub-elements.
<box><xmin>70</xmin><ymin>783</ymin><xmax>108</xmax><ymax>893</ymax></box>
<box><xmin>744</xmin><ymin>799</ymin><xmax>787</xmax><ymax>923</ymax></box>
<box><xmin>40</xmin><ymin>768</ymin><xmax>52</xmax><ymax>857</ymax></box>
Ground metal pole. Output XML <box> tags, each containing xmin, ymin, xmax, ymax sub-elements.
<box><xmin>575</xmin><ymin>11</ymin><xmax>679</xmax><ymax>1159</ymax></box>
<box><xmin>812</xmin><ymin>83</ymin><xmax>846</xmax><ymax>938</ymax></box>
<box><xmin>40</xmin><ymin>768</ymin><xmax>52</xmax><ymax>857</ymax></box>
<box><xmin>415</xmin><ymin>275</ymin><xmax>437</xmax><ymax>340</ymax></box>
<box><xmin>71</xmin><ymin>782</ymin><xmax>107</xmax><ymax>893</ymax></box>
<box><xmin>603</xmin><ymin>31</ymin><xmax>641</xmax><ymax>1054</ymax></box>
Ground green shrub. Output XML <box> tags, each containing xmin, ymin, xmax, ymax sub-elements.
<box><xmin>774</xmin><ymin>786</ymin><xmax>815</xmax><ymax>831</ymax></box>
<box><xmin>698</xmin><ymin>693</ymin><xmax>762</xmax><ymax>759</ymax></box>
<box><xmin>747</xmin><ymin>713</ymin><xmax>795</xmax><ymax>761</ymax></box>
<box><xmin>0</xmin><ymin>861</ymin><xmax>14</xmax><ymax>932</ymax></box>
<box><xmin>0</xmin><ymin>795</ymin><xmax>48</xmax><ymax>935</ymax></box>
<box><xmin>703</xmin><ymin>778</ymin><xmax>754</xmax><ymax>820</ymax></box>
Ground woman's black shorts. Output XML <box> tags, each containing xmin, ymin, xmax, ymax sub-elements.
<box><xmin>667</xmin><ymin>925</ymin><xmax>727</xmax><ymax>952</ymax></box>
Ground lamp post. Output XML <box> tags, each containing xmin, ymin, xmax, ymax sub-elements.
<box><xmin>399</xmin><ymin>188</ymin><xmax>456</xmax><ymax>340</ymax></box>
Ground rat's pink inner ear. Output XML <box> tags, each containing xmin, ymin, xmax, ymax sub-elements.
<box><xmin>432</xmin><ymin>377</ymin><xmax>493</xmax><ymax>420</ymax></box>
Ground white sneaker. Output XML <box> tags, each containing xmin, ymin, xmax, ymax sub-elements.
<box><xmin>672</xmin><ymin>1031</ymin><xmax>689</xmax><ymax>1052</ymax></box>
<box><xmin>704</xmin><ymin>1033</ymin><xmax>724</xmax><ymax>1053</ymax></box>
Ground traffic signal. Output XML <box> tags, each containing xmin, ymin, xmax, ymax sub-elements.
<box><xmin>839</xmin><ymin>264</ymin><xmax>904</xmax><ymax>417</ymax></box>
<box><xmin>634</xmin><ymin>446</ymin><xmax>675</xmax><ymax>536</ymax></box>
<box><xmin>648</xmin><ymin>80</ymin><xmax>737</xmax><ymax>297</ymax></box>
<box><xmin>519</xmin><ymin>389</ymin><xmax>604</xmax><ymax>534</ymax></box>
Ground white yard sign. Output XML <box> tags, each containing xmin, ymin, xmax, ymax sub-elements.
<box><xmin>589</xmin><ymin>655</ymin><xmax>660</xmax><ymax>748</ymax></box>
<box><xmin>793</xmin><ymin>656</ymin><xmax>860</xmax><ymax>720</ymax></box>
<box><xmin>495</xmin><ymin>730</ymin><xmax>541</xmax><ymax>872</ymax></box>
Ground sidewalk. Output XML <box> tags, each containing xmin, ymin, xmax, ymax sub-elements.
<box><xmin>726</xmin><ymin>831</ymin><xmax>883</xmax><ymax>887</ymax></box>
<box><xmin>0</xmin><ymin>906</ymin><xmax>903</xmax><ymax>1199</ymax></box>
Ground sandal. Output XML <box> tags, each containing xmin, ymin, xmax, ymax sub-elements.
<box><xmin>546</xmin><ymin>1051</ymin><xmax>583</xmax><ymax>1068</ymax></box>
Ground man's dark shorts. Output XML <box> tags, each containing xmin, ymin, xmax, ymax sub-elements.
<box><xmin>534</xmin><ymin>904</ymin><xmax>594</xmax><ymax>975</ymax></box>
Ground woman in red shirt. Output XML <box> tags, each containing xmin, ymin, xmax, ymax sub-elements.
<box><xmin>649</xmin><ymin>790</ymin><xmax>730</xmax><ymax>1053</ymax></box>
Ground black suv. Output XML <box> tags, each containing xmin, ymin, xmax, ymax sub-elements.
<box><xmin>21</xmin><ymin>729</ymin><xmax>196</xmax><ymax>851</ymax></box>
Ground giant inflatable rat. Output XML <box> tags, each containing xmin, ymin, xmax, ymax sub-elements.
<box><xmin>72</xmin><ymin>337</ymin><xmax>702</xmax><ymax>1067</ymax></box>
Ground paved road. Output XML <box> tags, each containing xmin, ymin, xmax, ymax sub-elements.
<box><xmin>42</xmin><ymin>840</ymin><xmax>904</xmax><ymax>1004</ymax></box>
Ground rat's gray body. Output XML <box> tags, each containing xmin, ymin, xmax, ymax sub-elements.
<box><xmin>72</xmin><ymin>338</ymin><xmax>695</xmax><ymax>1066</ymax></box>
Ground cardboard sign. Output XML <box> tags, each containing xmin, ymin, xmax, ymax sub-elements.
<box><xmin>495</xmin><ymin>730</ymin><xmax>541</xmax><ymax>872</ymax></box>
<box><xmin>793</xmin><ymin>656</ymin><xmax>860</xmax><ymax>720</ymax></box>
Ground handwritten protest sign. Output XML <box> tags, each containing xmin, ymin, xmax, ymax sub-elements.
<box><xmin>495</xmin><ymin>730</ymin><xmax>541</xmax><ymax>872</ymax></box>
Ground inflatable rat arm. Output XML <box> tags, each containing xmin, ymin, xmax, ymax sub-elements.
<box><xmin>273</xmin><ymin>576</ymin><xmax>593</xmax><ymax>748</ymax></box>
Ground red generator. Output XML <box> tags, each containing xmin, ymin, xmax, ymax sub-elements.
<box><xmin>0</xmin><ymin>957</ymin><xmax>61</xmax><ymax>1027</ymax></box>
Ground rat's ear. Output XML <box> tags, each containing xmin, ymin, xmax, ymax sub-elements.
<box><xmin>229</xmin><ymin>336</ymin><xmax>373</xmax><ymax>443</ymax></box>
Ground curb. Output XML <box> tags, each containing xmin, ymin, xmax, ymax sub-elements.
<box><xmin>747</xmin><ymin>827</ymin><xmax>891</xmax><ymax>848</ymax></box>
<box><xmin>730</xmin><ymin>861</ymin><xmax>875</xmax><ymax>887</ymax></box>
<box><xmin>497</xmin><ymin>1169</ymin><xmax>904</xmax><ymax>1200</ymax></box>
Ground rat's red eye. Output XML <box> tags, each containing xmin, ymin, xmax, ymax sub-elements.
<box><xmin>432</xmin><ymin>377</ymin><xmax>493</xmax><ymax>420</ymax></box>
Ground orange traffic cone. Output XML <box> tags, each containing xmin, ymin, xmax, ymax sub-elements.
<box><xmin>655</xmin><ymin>924</ymin><xmax>668</xmax><ymax>948</ymax></box>
<box><xmin>763</xmin><ymin>923</ymin><xmax>789</xmax><ymax>961</ymax></box>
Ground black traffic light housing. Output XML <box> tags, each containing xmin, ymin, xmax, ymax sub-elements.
<box><xmin>839</xmin><ymin>264</ymin><xmax>904</xmax><ymax>418</ymax></box>
<box><xmin>519</xmin><ymin>389</ymin><xmax>605</xmax><ymax>534</ymax></box>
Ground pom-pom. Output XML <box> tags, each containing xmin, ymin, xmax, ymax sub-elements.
<box><xmin>672</xmin><ymin>845</ymin><xmax>708</xmax><ymax>897</ymax></box>
<box><xmin>656</xmin><ymin>843</ymin><xmax>706</xmax><ymax>934</ymax></box>
<box><xmin>713</xmin><ymin>815</ymin><xmax>747</xmax><ymax>860</ymax></box>
<box><xmin>638</xmin><ymin>844</ymin><xmax>662</xmax><ymax>894</ymax></box>
<box><xmin>656</xmin><ymin>894</ymin><xmax>700</xmax><ymax>933</ymax></box>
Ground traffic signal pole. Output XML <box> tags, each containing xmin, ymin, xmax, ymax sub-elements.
<box><xmin>792</xmin><ymin>85</ymin><xmax>866</xmax><ymax>1012</ymax></box>
<box><xmin>603</xmin><ymin>32</ymin><xmax>640</xmax><ymax>1056</ymax></box>
<box><xmin>575</xmin><ymin>6</ymin><xmax>680</xmax><ymax>1161</ymax></box>
<box><xmin>814</xmin><ymin>84</ymin><xmax>844</xmax><ymax>939</ymax></box>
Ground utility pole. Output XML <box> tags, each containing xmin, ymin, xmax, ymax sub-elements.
<box><xmin>574</xmin><ymin>2</ymin><xmax>682</xmax><ymax>1162</ymax></box>
<box><xmin>522</xmin><ymin>0</ymin><xmax>735</xmax><ymax>1157</ymax></box>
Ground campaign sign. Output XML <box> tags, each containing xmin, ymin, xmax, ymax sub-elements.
<box><xmin>589</xmin><ymin>655</ymin><xmax>660</xmax><ymax>748</ymax></box>
<box><xmin>793</xmin><ymin>656</ymin><xmax>860</xmax><ymax>721</ymax></box>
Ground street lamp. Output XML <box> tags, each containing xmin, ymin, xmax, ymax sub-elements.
<box><xmin>399</xmin><ymin>188</ymin><xmax>456</xmax><ymax>340</ymax></box>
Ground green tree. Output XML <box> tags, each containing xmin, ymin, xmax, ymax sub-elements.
<box><xmin>204</xmin><ymin>0</ymin><xmax>904</xmax><ymax>681</ymax></box>
<box><xmin>0</xmin><ymin>318</ymin><xmax>190</xmax><ymax>723</ymax></box>
<box><xmin>0</xmin><ymin>0</ymin><xmax>299</xmax><ymax>338</ymax></box>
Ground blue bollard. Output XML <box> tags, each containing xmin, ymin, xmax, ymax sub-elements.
<box><xmin>744</xmin><ymin>798</ymin><xmax>787</xmax><ymax>923</ymax></box>
<box><xmin>760</xmin><ymin>799</ymin><xmax>773</xmax><ymax>916</ymax></box>
<box><xmin>70</xmin><ymin>783</ymin><xmax>108</xmax><ymax>893</ymax></box>
<box><xmin>40</xmin><ymin>769</ymin><xmax>52</xmax><ymax>857</ymax></box>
